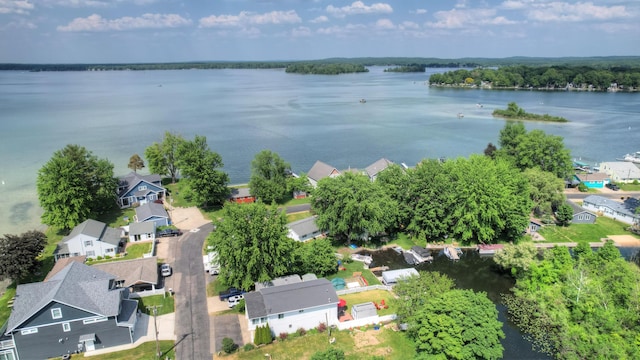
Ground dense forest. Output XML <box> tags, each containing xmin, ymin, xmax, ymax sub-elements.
<box><xmin>2</xmin><ymin>56</ymin><xmax>639</xmax><ymax>72</ymax></box>
<box><xmin>384</xmin><ymin>64</ymin><xmax>427</xmax><ymax>73</ymax></box>
<box><xmin>284</xmin><ymin>63</ymin><xmax>368</xmax><ymax>75</ymax></box>
<box><xmin>429</xmin><ymin>65</ymin><xmax>640</xmax><ymax>90</ymax></box>
<box><xmin>493</xmin><ymin>102</ymin><xmax>568</xmax><ymax>122</ymax></box>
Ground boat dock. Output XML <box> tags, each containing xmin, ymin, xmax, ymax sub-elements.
<box><xmin>444</xmin><ymin>246</ymin><xmax>460</xmax><ymax>260</ymax></box>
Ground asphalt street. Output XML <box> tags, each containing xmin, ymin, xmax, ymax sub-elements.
<box><xmin>173</xmin><ymin>223</ymin><xmax>215</xmax><ymax>360</ymax></box>
<box><xmin>566</xmin><ymin>191</ymin><xmax>639</xmax><ymax>200</ymax></box>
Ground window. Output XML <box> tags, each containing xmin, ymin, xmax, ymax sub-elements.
<box><xmin>138</xmin><ymin>185</ymin><xmax>147</xmax><ymax>191</ymax></box>
<box><xmin>84</xmin><ymin>240</ymin><xmax>93</xmax><ymax>247</ymax></box>
<box><xmin>260</xmin><ymin>317</ymin><xmax>267</xmax><ymax>324</ymax></box>
<box><xmin>62</xmin><ymin>323</ymin><xmax>70</xmax><ymax>332</ymax></box>
<box><xmin>105</xmin><ymin>248</ymin><xmax>114</xmax><ymax>253</ymax></box>
<box><xmin>51</xmin><ymin>308</ymin><xmax>62</xmax><ymax>319</ymax></box>
<box><xmin>83</xmin><ymin>317</ymin><xmax>107</xmax><ymax>324</ymax></box>
<box><xmin>86</xmin><ymin>251</ymin><xmax>95</xmax><ymax>257</ymax></box>
<box><xmin>251</xmin><ymin>319</ymin><xmax>259</xmax><ymax>325</ymax></box>
<box><xmin>278</xmin><ymin>314</ymin><xmax>284</xmax><ymax>319</ymax></box>
<box><xmin>0</xmin><ymin>350</ymin><xmax>16</xmax><ymax>360</ymax></box>
<box><xmin>20</xmin><ymin>328</ymin><xmax>37</xmax><ymax>335</ymax></box>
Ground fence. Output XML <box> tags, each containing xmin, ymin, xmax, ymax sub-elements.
<box><xmin>143</xmin><ymin>238</ymin><xmax>158</xmax><ymax>258</ymax></box>
<box><xmin>335</xmin><ymin>314</ymin><xmax>397</xmax><ymax>331</ymax></box>
<box><xmin>336</xmin><ymin>284</ymin><xmax>391</xmax><ymax>296</ymax></box>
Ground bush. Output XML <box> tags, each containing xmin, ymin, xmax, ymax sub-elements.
<box><xmin>243</xmin><ymin>343</ymin><xmax>255</xmax><ymax>352</ymax></box>
<box><xmin>222</xmin><ymin>337</ymin><xmax>237</xmax><ymax>354</ymax></box>
<box><xmin>96</xmin><ymin>256</ymin><xmax>103</xmax><ymax>261</ymax></box>
<box><xmin>235</xmin><ymin>299</ymin><xmax>245</xmax><ymax>313</ymax></box>
<box><xmin>310</xmin><ymin>348</ymin><xmax>345</xmax><ymax>360</ymax></box>
<box><xmin>279</xmin><ymin>332</ymin><xmax>288</xmax><ymax>341</ymax></box>
<box><xmin>254</xmin><ymin>324</ymin><xmax>273</xmax><ymax>345</ymax></box>
<box><xmin>577</xmin><ymin>183</ymin><xmax>588</xmax><ymax>192</ymax></box>
<box><xmin>317</xmin><ymin>323</ymin><xmax>327</xmax><ymax>333</ymax></box>
<box><xmin>296</xmin><ymin>327</ymin><xmax>307</xmax><ymax>336</ymax></box>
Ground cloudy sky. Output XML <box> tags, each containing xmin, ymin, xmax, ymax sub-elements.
<box><xmin>1</xmin><ymin>0</ymin><xmax>638</xmax><ymax>63</ymax></box>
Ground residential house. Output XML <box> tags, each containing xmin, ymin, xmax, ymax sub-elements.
<box><xmin>566</xmin><ymin>201</ymin><xmax>597</xmax><ymax>224</ymax></box>
<box><xmin>381</xmin><ymin>268</ymin><xmax>419</xmax><ymax>285</ymax></box>
<box><xmin>4</xmin><ymin>262</ymin><xmax>138</xmax><ymax>359</ymax></box>
<box><xmin>599</xmin><ymin>162</ymin><xmax>640</xmax><ymax>184</ymax></box>
<box><xmin>54</xmin><ymin>220</ymin><xmax>122</xmax><ymax>261</ymax></box>
<box><xmin>255</xmin><ymin>275</ymin><xmax>302</xmax><ymax>291</ymax></box>
<box><xmin>92</xmin><ymin>257</ymin><xmax>160</xmax><ymax>293</ymax></box>
<box><xmin>244</xmin><ymin>278</ymin><xmax>339</xmax><ymax>341</ymax></box>
<box><xmin>292</xmin><ymin>190</ymin><xmax>307</xmax><ymax>199</ymax></box>
<box><xmin>365</xmin><ymin>158</ymin><xmax>393</xmax><ymax>181</ymax></box>
<box><xmin>528</xmin><ymin>219</ymin><xmax>543</xmax><ymax>234</ymax></box>
<box><xmin>582</xmin><ymin>195</ymin><xmax>639</xmax><ymax>225</ymax></box>
<box><xmin>117</xmin><ymin>172</ymin><xmax>166</xmax><ymax>208</ymax></box>
<box><xmin>127</xmin><ymin>221</ymin><xmax>156</xmax><ymax>243</ymax></box>
<box><xmin>307</xmin><ymin>161</ymin><xmax>340</xmax><ymax>187</ymax></box>
<box><xmin>44</xmin><ymin>256</ymin><xmax>87</xmax><ymax>281</ymax></box>
<box><xmin>229</xmin><ymin>188</ymin><xmax>255</xmax><ymax>204</ymax></box>
<box><xmin>286</xmin><ymin>216</ymin><xmax>325</xmax><ymax>242</ymax></box>
<box><xmin>134</xmin><ymin>202</ymin><xmax>170</xmax><ymax>227</ymax></box>
<box><xmin>573</xmin><ymin>172</ymin><xmax>609</xmax><ymax>189</ymax></box>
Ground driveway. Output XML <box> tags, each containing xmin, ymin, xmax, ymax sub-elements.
<box><xmin>213</xmin><ymin>314</ymin><xmax>244</xmax><ymax>354</ymax></box>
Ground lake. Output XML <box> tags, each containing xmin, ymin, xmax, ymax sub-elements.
<box><xmin>0</xmin><ymin>67</ymin><xmax>639</xmax><ymax>235</ymax></box>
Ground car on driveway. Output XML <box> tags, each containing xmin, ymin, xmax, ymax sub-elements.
<box><xmin>228</xmin><ymin>295</ymin><xmax>244</xmax><ymax>308</ymax></box>
<box><xmin>218</xmin><ymin>287</ymin><xmax>245</xmax><ymax>301</ymax></box>
<box><xmin>158</xmin><ymin>228</ymin><xmax>183</xmax><ymax>237</ymax></box>
<box><xmin>161</xmin><ymin>263</ymin><xmax>172</xmax><ymax>277</ymax></box>
<box><xmin>606</xmin><ymin>183</ymin><xmax>620</xmax><ymax>191</ymax></box>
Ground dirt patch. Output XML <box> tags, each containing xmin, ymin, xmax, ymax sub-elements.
<box><xmin>169</xmin><ymin>206</ymin><xmax>210</xmax><ymax>230</ymax></box>
<box><xmin>353</xmin><ymin>330</ymin><xmax>381</xmax><ymax>348</ymax></box>
<box><xmin>607</xmin><ymin>235</ymin><xmax>640</xmax><ymax>246</ymax></box>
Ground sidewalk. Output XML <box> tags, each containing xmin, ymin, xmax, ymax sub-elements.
<box><xmin>85</xmin><ymin>312</ymin><xmax>176</xmax><ymax>356</ymax></box>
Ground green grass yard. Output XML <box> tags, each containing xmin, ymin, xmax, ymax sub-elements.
<box><xmin>78</xmin><ymin>340</ymin><xmax>175</xmax><ymax>360</ymax></box>
<box><xmin>136</xmin><ymin>293</ymin><xmax>175</xmax><ymax>316</ymax></box>
<box><xmin>538</xmin><ymin>216</ymin><xmax>639</xmax><ymax>243</ymax></box>
<box><xmin>327</xmin><ymin>260</ymin><xmax>381</xmax><ymax>286</ymax></box>
<box><xmin>340</xmin><ymin>289</ymin><xmax>396</xmax><ymax>316</ymax></box>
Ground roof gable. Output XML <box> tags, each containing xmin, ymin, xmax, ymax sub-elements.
<box><xmin>246</xmin><ymin>278</ymin><xmax>338</xmax><ymax>319</ymax></box>
<box><xmin>135</xmin><ymin>202</ymin><xmax>169</xmax><ymax>221</ymax></box>
<box><xmin>308</xmin><ymin>161</ymin><xmax>340</xmax><ymax>182</ymax></box>
<box><xmin>365</xmin><ymin>158</ymin><xmax>393</xmax><ymax>178</ymax></box>
<box><xmin>92</xmin><ymin>257</ymin><xmax>159</xmax><ymax>287</ymax></box>
<box><xmin>118</xmin><ymin>172</ymin><xmax>164</xmax><ymax>197</ymax></box>
<box><xmin>287</xmin><ymin>216</ymin><xmax>320</xmax><ymax>237</ymax></box>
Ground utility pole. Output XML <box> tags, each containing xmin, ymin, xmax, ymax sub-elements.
<box><xmin>147</xmin><ymin>305</ymin><xmax>163</xmax><ymax>360</ymax></box>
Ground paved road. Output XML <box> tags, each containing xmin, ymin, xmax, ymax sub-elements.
<box><xmin>173</xmin><ymin>223</ymin><xmax>215</xmax><ymax>360</ymax></box>
<box><xmin>566</xmin><ymin>191</ymin><xmax>639</xmax><ymax>200</ymax></box>
<box><xmin>284</xmin><ymin>203</ymin><xmax>311</xmax><ymax>214</ymax></box>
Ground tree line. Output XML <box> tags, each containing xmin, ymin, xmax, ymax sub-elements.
<box><xmin>383</xmin><ymin>64</ymin><xmax>427</xmax><ymax>72</ymax></box>
<box><xmin>284</xmin><ymin>63</ymin><xmax>368</xmax><ymax>75</ymax></box>
<box><xmin>493</xmin><ymin>102</ymin><xmax>568</xmax><ymax>122</ymax></box>
<box><xmin>429</xmin><ymin>65</ymin><xmax>640</xmax><ymax>90</ymax></box>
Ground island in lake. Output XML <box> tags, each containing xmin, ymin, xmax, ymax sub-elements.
<box><xmin>493</xmin><ymin>102</ymin><xmax>568</xmax><ymax>122</ymax></box>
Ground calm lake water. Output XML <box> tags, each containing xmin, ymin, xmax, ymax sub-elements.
<box><xmin>0</xmin><ymin>67</ymin><xmax>639</xmax><ymax>235</ymax></box>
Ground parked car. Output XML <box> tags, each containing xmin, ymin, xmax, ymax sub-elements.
<box><xmin>158</xmin><ymin>228</ymin><xmax>183</xmax><ymax>237</ymax></box>
<box><xmin>606</xmin><ymin>183</ymin><xmax>620</xmax><ymax>191</ymax></box>
<box><xmin>161</xmin><ymin>263</ymin><xmax>172</xmax><ymax>277</ymax></box>
<box><xmin>228</xmin><ymin>294</ymin><xmax>244</xmax><ymax>308</ymax></box>
<box><xmin>218</xmin><ymin>287</ymin><xmax>245</xmax><ymax>301</ymax></box>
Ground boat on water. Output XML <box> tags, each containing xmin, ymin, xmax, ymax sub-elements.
<box><xmin>406</xmin><ymin>246</ymin><xmax>434</xmax><ymax>264</ymax></box>
<box><xmin>457</xmin><ymin>112</ymin><xmax>464</xmax><ymax>118</ymax></box>
<box><xmin>444</xmin><ymin>246</ymin><xmax>462</xmax><ymax>261</ymax></box>
<box><xmin>359</xmin><ymin>98</ymin><xmax>366</xmax><ymax>103</ymax></box>
<box><xmin>350</xmin><ymin>253</ymin><xmax>373</xmax><ymax>266</ymax></box>
<box><xmin>617</xmin><ymin>151</ymin><xmax>640</xmax><ymax>164</ymax></box>
<box><xmin>477</xmin><ymin>244</ymin><xmax>504</xmax><ymax>255</ymax></box>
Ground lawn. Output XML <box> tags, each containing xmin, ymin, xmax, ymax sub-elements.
<box><xmin>98</xmin><ymin>206</ymin><xmax>136</xmax><ymax>228</ymax></box>
<box><xmin>222</xmin><ymin>324</ymin><xmax>415</xmax><ymax>360</ymax></box>
<box><xmin>340</xmin><ymin>289</ymin><xmax>396</xmax><ymax>316</ymax></box>
<box><xmin>80</xmin><ymin>340</ymin><xmax>175</xmax><ymax>360</ymax></box>
<box><xmin>286</xmin><ymin>210</ymin><xmax>311</xmax><ymax>223</ymax></box>
<box><xmin>327</xmin><ymin>260</ymin><xmax>381</xmax><ymax>286</ymax></box>
<box><xmin>387</xmin><ymin>233</ymin><xmax>420</xmax><ymax>250</ymax></box>
<box><xmin>137</xmin><ymin>294</ymin><xmax>175</xmax><ymax>316</ymax></box>
<box><xmin>619</xmin><ymin>183</ymin><xmax>640</xmax><ymax>191</ymax></box>
<box><xmin>282</xmin><ymin>196</ymin><xmax>312</xmax><ymax>207</ymax></box>
<box><xmin>538</xmin><ymin>216</ymin><xmax>639</xmax><ymax>243</ymax></box>
<box><xmin>87</xmin><ymin>243</ymin><xmax>152</xmax><ymax>264</ymax></box>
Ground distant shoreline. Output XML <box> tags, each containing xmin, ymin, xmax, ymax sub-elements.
<box><xmin>429</xmin><ymin>83</ymin><xmax>638</xmax><ymax>93</ymax></box>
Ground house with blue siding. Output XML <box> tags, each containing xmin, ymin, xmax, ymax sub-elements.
<box><xmin>582</xmin><ymin>195</ymin><xmax>639</xmax><ymax>225</ymax></box>
<box><xmin>566</xmin><ymin>200</ymin><xmax>597</xmax><ymax>224</ymax></box>
<box><xmin>4</xmin><ymin>262</ymin><xmax>138</xmax><ymax>359</ymax></box>
<box><xmin>573</xmin><ymin>172</ymin><xmax>609</xmax><ymax>189</ymax></box>
<box><xmin>117</xmin><ymin>172</ymin><xmax>166</xmax><ymax>208</ymax></box>
<box><xmin>134</xmin><ymin>202</ymin><xmax>170</xmax><ymax>227</ymax></box>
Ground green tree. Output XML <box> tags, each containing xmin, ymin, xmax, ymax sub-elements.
<box><xmin>208</xmin><ymin>202</ymin><xmax>295</xmax><ymax>290</ymax></box>
<box><xmin>498</xmin><ymin>121</ymin><xmax>526</xmax><ymax>157</ymax></box>
<box><xmin>375</xmin><ymin>163</ymin><xmax>412</xmax><ymax>232</ymax></box>
<box><xmin>310</xmin><ymin>348</ymin><xmax>345</xmax><ymax>360</ymax></box>
<box><xmin>294</xmin><ymin>238</ymin><xmax>337</xmax><ymax>276</ymax></box>
<box><xmin>514</xmin><ymin>130</ymin><xmax>573</xmax><ymax>178</ymax></box>
<box><xmin>484</xmin><ymin>142</ymin><xmax>497</xmax><ymax>158</ymax></box>
<box><xmin>555</xmin><ymin>203</ymin><xmax>573</xmax><ymax>226</ymax></box>
<box><xmin>177</xmin><ymin>135</ymin><xmax>229</xmax><ymax>207</ymax></box>
<box><xmin>312</xmin><ymin>172</ymin><xmax>397</xmax><ymax>243</ymax></box>
<box><xmin>522</xmin><ymin>168</ymin><xmax>566</xmax><ymax>216</ymax></box>
<box><xmin>144</xmin><ymin>131</ymin><xmax>184</xmax><ymax>183</ymax></box>
<box><xmin>493</xmin><ymin>242</ymin><xmax>538</xmax><ymax>276</ymax></box>
<box><xmin>286</xmin><ymin>172</ymin><xmax>312</xmax><ymax>196</ymax></box>
<box><xmin>392</xmin><ymin>271</ymin><xmax>455</xmax><ymax>322</ymax></box>
<box><xmin>37</xmin><ymin>144</ymin><xmax>117</xmax><ymax>230</ymax></box>
<box><xmin>222</xmin><ymin>338</ymin><xmax>237</xmax><ymax>354</ymax></box>
<box><xmin>410</xmin><ymin>289</ymin><xmax>504</xmax><ymax>360</ymax></box>
<box><xmin>249</xmin><ymin>150</ymin><xmax>291</xmax><ymax>203</ymax></box>
<box><xmin>0</xmin><ymin>230</ymin><xmax>47</xmax><ymax>283</ymax></box>
<box><xmin>127</xmin><ymin>154</ymin><xmax>145</xmax><ymax>173</ymax></box>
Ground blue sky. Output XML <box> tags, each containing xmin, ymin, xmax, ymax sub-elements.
<box><xmin>1</xmin><ymin>0</ymin><xmax>638</xmax><ymax>63</ymax></box>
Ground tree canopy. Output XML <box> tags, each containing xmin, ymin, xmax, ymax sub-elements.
<box><xmin>249</xmin><ymin>150</ymin><xmax>291</xmax><ymax>203</ymax></box>
<box><xmin>208</xmin><ymin>202</ymin><xmax>295</xmax><ymax>290</ymax></box>
<box><xmin>177</xmin><ymin>135</ymin><xmax>229</xmax><ymax>207</ymax></box>
<box><xmin>37</xmin><ymin>144</ymin><xmax>117</xmax><ymax>230</ymax></box>
<box><xmin>522</xmin><ymin>167</ymin><xmax>566</xmax><ymax>216</ymax></box>
<box><xmin>145</xmin><ymin>131</ymin><xmax>184</xmax><ymax>183</ymax></box>
<box><xmin>293</xmin><ymin>238</ymin><xmax>337</xmax><ymax>277</ymax></box>
<box><xmin>127</xmin><ymin>154</ymin><xmax>145</xmax><ymax>173</ymax></box>
<box><xmin>0</xmin><ymin>230</ymin><xmax>47</xmax><ymax>283</ymax></box>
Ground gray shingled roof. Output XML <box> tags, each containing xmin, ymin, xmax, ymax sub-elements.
<box><xmin>574</xmin><ymin>172</ymin><xmax>609</xmax><ymax>182</ymax></box>
<box><xmin>135</xmin><ymin>202</ymin><xmax>169</xmax><ymax>222</ymax></box>
<box><xmin>255</xmin><ymin>275</ymin><xmax>302</xmax><ymax>291</ymax></box>
<box><xmin>65</xmin><ymin>219</ymin><xmax>107</xmax><ymax>240</ymax></box>
<box><xmin>245</xmin><ymin>278</ymin><xmax>338</xmax><ymax>319</ymax></box>
<box><xmin>229</xmin><ymin>187</ymin><xmax>252</xmax><ymax>199</ymax></box>
<box><xmin>287</xmin><ymin>216</ymin><xmax>320</xmax><ymax>238</ymax></box>
<box><xmin>566</xmin><ymin>200</ymin><xmax>596</xmax><ymax>216</ymax></box>
<box><xmin>118</xmin><ymin>172</ymin><xmax>163</xmax><ymax>197</ymax></box>
<box><xmin>92</xmin><ymin>257</ymin><xmax>159</xmax><ymax>287</ymax></box>
<box><xmin>129</xmin><ymin>221</ymin><xmax>156</xmax><ymax>236</ymax></box>
<box><xmin>6</xmin><ymin>262</ymin><xmax>123</xmax><ymax>333</ymax></box>
<box><xmin>583</xmin><ymin>195</ymin><xmax>639</xmax><ymax>217</ymax></box>
<box><xmin>365</xmin><ymin>158</ymin><xmax>393</xmax><ymax>178</ymax></box>
<box><xmin>600</xmin><ymin>162</ymin><xmax>640</xmax><ymax>180</ymax></box>
<box><xmin>308</xmin><ymin>161</ymin><xmax>339</xmax><ymax>182</ymax></box>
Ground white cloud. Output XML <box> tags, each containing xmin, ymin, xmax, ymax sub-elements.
<box><xmin>415</xmin><ymin>9</ymin><xmax>427</xmax><ymax>15</ymax></box>
<box><xmin>399</xmin><ymin>21</ymin><xmax>419</xmax><ymax>30</ymax></box>
<box><xmin>500</xmin><ymin>0</ymin><xmax>527</xmax><ymax>10</ymax></box>
<box><xmin>292</xmin><ymin>26</ymin><xmax>311</xmax><ymax>37</ymax></box>
<box><xmin>0</xmin><ymin>17</ymin><xmax>36</xmax><ymax>30</ymax></box>
<box><xmin>375</xmin><ymin>18</ymin><xmax>394</xmax><ymax>29</ymax></box>
<box><xmin>310</xmin><ymin>15</ymin><xmax>328</xmax><ymax>23</ymax></box>
<box><xmin>199</xmin><ymin>10</ymin><xmax>301</xmax><ymax>28</ymax></box>
<box><xmin>527</xmin><ymin>2</ymin><xmax>630</xmax><ymax>22</ymax></box>
<box><xmin>57</xmin><ymin>13</ymin><xmax>192</xmax><ymax>32</ymax></box>
<box><xmin>0</xmin><ymin>0</ymin><xmax>34</xmax><ymax>15</ymax></box>
<box><xmin>426</xmin><ymin>8</ymin><xmax>517</xmax><ymax>29</ymax></box>
<box><xmin>326</xmin><ymin>1</ymin><xmax>392</xmax><ymax>18</ymax></box>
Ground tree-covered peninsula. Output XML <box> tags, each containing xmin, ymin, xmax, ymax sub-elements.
<box><xmin>493</xmin><ymin>102</ymin><xmax>568</xmax><ymax>122</ymax></box>
<box><xmin>384</xmin><ymin>64</ymin><xmax>426</xmax><ymax>72</ymax></box>
<box><xmin>284</xmin><ymin>63</ymin><xmax>368</xmax><ymax>75</ymax></box>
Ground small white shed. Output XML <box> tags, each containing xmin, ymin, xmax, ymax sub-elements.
<box><xmin>381</xmin><ymin>268</ymin><xmax>419</xmax><ymax>285</ymax></box>
<box><xmin>351</xmin><ymin>302</ymin><xmax>378</xmax><ymax>320</ymax></box>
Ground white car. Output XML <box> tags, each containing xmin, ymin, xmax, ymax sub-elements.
<box><xmin>161</xmin><ymin>263</ymin><xmax>172</xmax><ymax>277</ymax></box>
<box><xmin>228</xmin><ymin>294</ymin><xmax>244</xmax><ymax>308</ymax></box>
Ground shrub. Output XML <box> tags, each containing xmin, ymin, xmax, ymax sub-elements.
<box><xmin>243</xmin><ymin>343</ymin><xmax>255</xmax><ymax>352</ymax></box>
<box><xmin>310</xmin><ymin>348</ymin><xmax>345</xmax><ymax>360</ymax></box>
<box><xmin>254</xmin><ymin>324</ymin><xmax>273</xmax><ymax>345</ymax></box>
<box><xmin>222</xmin><ymin>337</ymin><xmax>237</xmax><ymax>354</ymax></box>
<box><xmin>317</xmin><ymin>323</ymin><xmax>327</xmax><ymax>333</ymax></box>
<box><xmin>235</xmin><ymin>299</ymin><xmax>245</xmax><ymax>313</ymax></box>
<box><xmin>296</xmin><ymin>327</ymin><xmax>307</xmax><ymax>336</ymax></box>
<box><xmin>633</xmin><ymin>179</ymin><xmax>639</xmax><ymax>185</ymax></box>
<box><xmin>96</xmin><ymin>256</ymin><xmax>103</xmax><ymax>260</ymax></box>
<box><xmin>577</xmin><ymin>183</ymin><xmax>588</xmax><ymax>192</ymax></box>
<box><xmin>279</xmin><ymin>332</ymin><xmax>288</xmax><ymax>341</ymax></box>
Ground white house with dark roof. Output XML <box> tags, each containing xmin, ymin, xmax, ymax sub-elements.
<box><xmin>365</xmin><ymin>158</ymin><xmax>393</xmax><ymax>181</ymax></box>
<box><xmin>134</xmin><ymin>202</ymin><xmax>170</xmax><ymax>227</ymax></box>
<box><xmin>117</xmin><ymin>172</ymin><xmax>166</xmax><ymax>208</ymax></box>
<box><xmin>307</xmin><ymin>161</ymin><xmax>341</xmax><ymax>187</ymax></box>
<box><xmin>4</xmin><ymin>262</ymin><xmax>138</xmax><ymax>359</ymax></box>
<box><xmin>244</xmin><ymin>278</ymin><xmax>339</xmax><ymax>341</ymax></box>
<box><xmin>127</xmin><ymin>221</ymin><xmax>156</xmax><ymax>243</ymax></box>
<box><xmin>582</xmin><ymin>195</ymin><xmax>639</xmax><ymax>225</ymax></box>
<box><xmin>286</xmin><ymin>216</ymin><xmax>325</xmax><ymax>242</ymax></box>
<box><xmin>54</xmin><ymin>219</ymin><xmax>122</xmax><ymax>261</ymax></box>
<box><xmin>565</xmin><ymin>200</ymin><xmax>597</xmax><ymax>224</ymax></box>
<box><xmin>599</xmin><ymin>162</ymin><xmax>640</xmax><ymax>183</ymax></box>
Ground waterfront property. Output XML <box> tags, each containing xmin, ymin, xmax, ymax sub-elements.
<box><xmin>582</xmin><ymin>195</ymin><xmax>639</xmax><ymax>225</ymax></box>
<box><xmin>599</xmin><ymin>162</ymin><xmax>640</xmax><ymax>183</ymax></box>
<box><xmin>117</xmin><ymin>172</ymin><xmax>166</xmax><ymax>208</ymax></box>
<box><xmin>92</xmin><ymin>257</ymin><xmax>161</xmax><ymax>294</ymax></box>
<box><xmin>244</xmin><ymin>278</ymin><xmax>339</xmax><ymax>342</ymax></box>
<box><xmin>134</xmin><ymin>202</ymin><xmax>170</xmax><ymax>227</ymax></box>
<box><xmin>573</xmin><ymin>172</ymin><xmax>609</xmax><ymax>189</ymax></box>
<box><xmin>4</xmin><ymin>262</ymin><xmax>138</xmax><ymax>359</ymax></box>
<box><xmin>228</xmin><ymin>187</ymin><xmax>255</xmax><ymax>204</ymax></box>
<box><xmin>307</xmin><ymin>160</ymin><xmax>341</xmax><ymax>187</ymax></box>
<box><xmin>127</xmin><ymin>221</ymin><xmax>156</xmax><ymax>243</ymax></box>
<box><xmin>381</xmin><ymin>268</ymin><xmax>419</xmax><ymax>285</ymax></box>
<box><xmin>365</xmin><ymin>158</ymin><xmax>394</xmax><ymax>181</ymax></box>
<box><xmin>54</xmin><ymin>219</ymin><xmax>123</xmax><ymax>261</ymax></box>
<box><xmin>566</xmin><ymin>200</ymin><xmax>597</xmax><ymax>224</ymax></box>
<box><xmin>286</xmin><ymin>216</ymin><xmax>325</xmax><ymax>242</ymax></box>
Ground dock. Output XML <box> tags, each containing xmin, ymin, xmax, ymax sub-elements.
<box><xmin>444</xmin><ymin>246</ymin><xmax>460</xmax><ymax>261</ymax></box>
